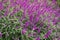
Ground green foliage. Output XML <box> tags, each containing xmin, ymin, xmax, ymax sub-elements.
<box><xmin>57</xmin><ymin>0</ymin><xmax>60</xmax><ymax>6</ymax></box>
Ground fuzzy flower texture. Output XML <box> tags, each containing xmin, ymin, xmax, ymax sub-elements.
<box><xmin>0</xmin><ymin>0</ymin><xmax>60</xmax><ymax>40</ymax></box>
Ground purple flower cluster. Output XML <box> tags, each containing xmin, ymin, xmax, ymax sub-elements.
<box><xmin>0</xmin><ymin>0</ymin><xmax>60</xmax><ymax>40</ymax></box>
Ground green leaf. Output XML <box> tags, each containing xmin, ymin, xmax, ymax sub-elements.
<box><xmin>57</xmin><ymin>0</ymin><xmax>60</xmax><ymax>6</ymax></box>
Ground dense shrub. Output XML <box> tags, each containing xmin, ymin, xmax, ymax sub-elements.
<box><xmin>0</xmin><ymin>0</ymin><xmax>60</xmax><ymax>40</ymax></box>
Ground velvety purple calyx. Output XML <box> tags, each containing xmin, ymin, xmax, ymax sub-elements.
<box><xmin>24</xmin><ymin>21</ymin><xmax>30</xmax><ymax>27</ymax></box>
<box><xmin>0</xmin><ymin>2</ymin><xmax>4</xmax><ymax>10</ymax></box>
<box><xmin>44</xmin><ymin>29</ymin><xmax>52</xmax><ymax>38</ymax></box>
<box><xmin>35</xmin><ymin>36</ymin><xmax>40</xmax><ymax>40</ymax></box>
<box><xmin>4</xmin><ymin>8</ymin><xmax>9</xmax><ymax>16</ymax></box>
<box><xmin>4</xmin><ymin>6</ymin><xmax>10</xmax><ymax>16</ymax></box>
<box><xmin>10</xmin><ymin>8</ymin><xmax>18</xmax><ymax>16</ymax></box>
<box><xmin>37</xmin><ymin>28</ymin><xmax>40</xmax><ymax>33</ymax></box>
<box><xmin>32</xmin><ymin>26</ymin><xmax>38</xmax><ymax>30</ymax></box>
<box><xmin>32</xmin><ymin>25</ymin><xmax>40</xmax><ymax>33</ymax></box>
<box><xmin>34</xmin><ymin>16</ymin><xmax>39</xmax><ymax>23</ymax></box>
<box><xmin>10</xmin><ymin>0</ymin><xmax>17</xmax><ymax>7</ymax></box>
<box><xmin>21</xmin><ymin>28</ymin><xmax>27</xmax><ymax>34</ymax></box>
<box><xmin>40</xmin><ymin>22</ymin><xmax>44</xmax><ymax>27</ymax></box>
<box><xmin>0</xmin><ymin>15</ymin><xmax>3</xmax><ymax>18</ymax></box>
<box><xmin>3</xmin><ymin>0</ymin><xmax>8</xmax><ymax>3</ymax></box>
<box><xmin>52</xmin><ymin>18</ymin><xmax>59</xmax><ymax>25</ymax></box>
<box><xmin>29</xmin><ymin>15</ymin><xmax>34</xmax><ymax>22</ymax></box>
<box><xmin>0</xmin><ymin>32</ymin><xmax>2</xmax><ymax>37</ymax></box>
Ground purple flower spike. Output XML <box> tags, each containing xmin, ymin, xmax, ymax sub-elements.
<box><xmin>37</xmin><ymin>28</ymin><xmax>40</xmax><ymax>33</ymax></box>
<box><xmin>44</xmin><ymin>29</ymin><xmax>52</xmax><ymax>38</ymax></box>
<box><xmin>0</xmin><ymin>2</ymin><xmax>4</xmax><ymax>10</ymax></box>
<box><xmin>24</xmin><ymin>21</ymin><xmax>29</xmax><ymax>27</ymax></box>
<box><xmin>21</xmin><ymin>29</ymin><xmax>27</xmax><ymax>35</ymax></box>
<box><xmin>34</xmin><ymin>16</ymin><xmax>40</xmax><ymax>23</ymax></box>
<box><xmin>35</xmin><ymin>36</ymin><xmax>40</xmax><ymax>40</ymax></box>
<box><xmin>40</xmin><ymin>22</ymin><xmax>44</xmax><ymax>27</ymax></box>
<box><xmin>32</xmin><ymin>26</ymin><xmax>38</xmax><ymax>30</ymax></box>
<box><xmin>4</xmin><ymin>11</ymin><xmax>9</xmax><ymax>16</ymax></box>
<box><xmin>29</xmin><ymin>15</ymin><xmax>34</xmax><ymax>22</ymax></box>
